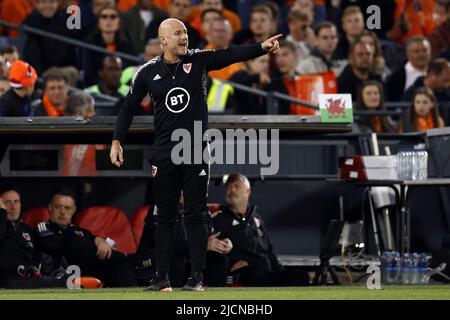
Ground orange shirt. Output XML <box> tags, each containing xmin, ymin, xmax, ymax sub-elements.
<box><xmin>189</xmin><ymin>7</ymin><xmax>241</xmax><ymax>38</ymax></box>
<box><xmin>394</xmin><ymin>0</ymin><xmax>435</xmax><ymax>42</ymax></box>
<box><xmin>204</xmin><ymin>43</ymin><xmax>242</xmax><ymax>80</ymax></box>
<box><xmin>0</xmin><ymin>0</ymin><xmax>33</xmax><ymax>37</ymax></box>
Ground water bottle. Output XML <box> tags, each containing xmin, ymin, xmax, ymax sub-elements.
<box><xmin>418</xmin><ymin>253</ymin><xmax>429</xmax><ymax>284</ymax></box>
<box><xmin>401</xmin><ymin>253</ymin><xmax>412</xmax><ymax>284</ymax></box>
<box><xmin>396</xmin><ymin>151</ymin><xmax>406</xmax><ymax>180</ymax></box>
<box><xmin>381</xmin><ymin>251</ymin><xmax>391</xmax><ymax>284</ymax></box>
<box><xmin>392</xmin><ymin>251</ymin><xmax>402</xmax><ymax>284</ymax></box>
<box><xmin>411</xmin><ymin>151</ymin><xmax>418</xmax><ymax>180</ymax></box>
<box><xmin>410</xmin><ymin>253</ymin><xmax>420</xmax><ymax>284</ymax></box>
<box><xmin>419</xmin><ymin>150</ymin><xmax>428</xmax><ymax>180</ymax></box>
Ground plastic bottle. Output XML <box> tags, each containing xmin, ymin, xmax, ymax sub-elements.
<box><xmin>418</xmin><ymin>253</ymin><xmax>429</xmax><ymax>284</ymax></box>
<box><xmin>411</xmin><ymin>151</ymin><xmax>418</xmax><ymax>180</ymax></box>
<box><xmin>401</xmin><ymin>253</ymin><xmax>412</xmax><ymax>284</ymax></box>
<box><xmin>391</xmin><ymin>251</ymin><xmax>402</xmax><ymax>284</ymax></box>
<box><xmin>420</xmin><ymin>150</ymin><xmax>428</xmax><ymax>180</ymax></box>
<box><xmin>381</xmin><ymin>251</ymin><xmax>390</xmax><ymax>284</ymax></box>
<box><xmin>396</xmin><ymin>151</ymin><xmax>406</xmax><ymax>180</ymax></box>
<box><xmin>410</xmin><ymin>253</ymin><xmax>420</xmax><ymax>284</ymax></box>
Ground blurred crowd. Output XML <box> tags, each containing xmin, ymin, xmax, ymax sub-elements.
<box><xmin>0</xmin><ymin>0</ymin><xmax>448</xmax><ymax>133</ymax></box>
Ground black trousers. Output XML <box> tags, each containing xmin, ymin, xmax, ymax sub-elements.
<box><xmin>64</xmin><ymin>237</ymin><xmax>137</xmax><ymax>287</ymax></box>
<box><xmin>152</xmin><ymin>158</ymin><xmax>209</xmax><ymax>276</ymax></box>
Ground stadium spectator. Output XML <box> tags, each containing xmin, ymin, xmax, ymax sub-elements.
<box><xmin>200</xmin><ymin>8</ymin><xmax>224</xmax><ymax>44</ymax></box>
<box><xmin>386</xmin><ymin>37</ymin><xmax>431</xmax><ymax>101</ymax></box>
<box><xmin>286</xmin><ymin>9</ymin><xmax>316</xmax><ymax>63</ymax></box>
<box><xmin>79</xmin><ymin>0</ymin><xmax>116</xmax><ymax>40</ymax></box>
<box><xmin>121</xmin><ymin>38</ymin><xmax>163</xmax><ymax>86</ymax></box>
<box><xmin>0</xmin><ymin>0</ymin><xmax>33</xmax><ymax>38</ymax></box>
<box><xmin>297</xmin><ymin>21</ymin><xmax>346</xmax><ymax>76</ymax></box>
<box><xmin>205</xmin><ymin>76</ymin><xmax>236</xmax><ymax>113</ymax></box>
<box><xmin>429</xmin><ymin>1</ymin><xmax>450</xmax><ymax>57</ymax></box>
<box><xmin>189</xmin><ymin>0</ymin><xmax>241</xmax><ymax>36</ymax></box>
<box><xmin>267</xmin><ymin>40</ymin><xmax>300</xmax><ymax>114</ymax></box>
<box><xmin>122</xmin><ymin>0</ymin><xmax>167</xmax><ymax>53</ymax></box>
<box><xmin>65</xmin><ymin>92</ymin><xmax>96</xmax><ymax>119</ymax></box>
<box><xmin>399</xmin><ymin>87</ymin><xmax>445</xmax><ymax>133</ymax></box>
<box><xmin>0</xmin><ymin>187</ymin><xmax>64</xmax><ymax>289</ymax></box>
<box><xmin>357</xmin><ymin>31</ymin><xmax>391</xmax><ymax>81</ymax></box>
<box><xmin>402</xmin><ymin>58</ymin><xmax>450</xmax><ymax>103</ymax></box>
<box><xmin>338</xmin><ymin>40</ymin><xmax>380</xmax><ymax>101</ymax></box>
<box><xmin>334</xmin><ymin>6</ymin><xmax>365</xmax><ymax>61</ymax></box>
<box><xmin>0</xmin><ymin>77</ymin><xmax>10</xmax><ymax>97</ymax></box>
<box><xmin>0</xmin><ymin>45</ymin><xmax>20</xmax><ymax>78</ymax></box>
<box><xmin>35</xmin><ymin>189</ymin><xmax>137</xmax><ymax>287</ymax></box>
<box><xmin>234</xmin><ymin>4</ymin><xmax>276</xmax><ymax>45</ymax></box>
<box><xmin>82</xmin><ymin>4</ymin><xmax>136</xmax><ymax>87</ymax></box>
<box><xmin>145</xmin><ymin>0</ymin><xmax>201</xmax><ymax>49</ymax></box>
<box><xmin>22</xmin><ymin>0</ymin><xmax>76</xmax><ymax>75</ymax></box>
<box><xmin>291</xmin><ymin>0</ymin><xmax>315</xmax><ymax>21</ymax></box>
<box><xmin>211</xmin><ymin>173</ymin><xmax>310</xmax><ymax>287</ymax></box>
<box><xmin>205</xmin><ymin>19</ymin><xmax>241</xmax><ymax>80</ymax></box>
<box><xmin>389</xmin><ymin>0</ymin><xmax>436</xmax><ymax>43</ymax></box>
<box><xmin>35</xmin><ymin>68</ymin><xmax>69</xmax><ymax>117</ymax></box>
<box><xmin>85</xmin><ymin>56</ymin><xmax>129</xmax><ymax>98</ymax></box>
<box><xmin>0</xmin><ymin>60</ymin><xmax>38</xmax><ymax>117</ymax></box>
<box><xmin>354</xmin><ymin>80</ymin><xmax>395</xmax><ymax>134</ymax></box>
<box><xmin>229</xmin><ymin>55</ymin><xmax>271</xmax><ymax>114</ymax></box>
<box><xmin>329</xmin><ymin>0</ymin><xmax>397</xmax><ymax>40</ymax></box>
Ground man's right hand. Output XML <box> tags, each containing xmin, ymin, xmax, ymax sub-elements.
<box><xmin>110</xmin><ymin>140</ymin><xmax>124</xmax><ymax>167</ymax></box>
<box><xmin>0</xmin><ymin>198</ymin><xmax>6</xmax><ymax>210</ymax></box>
<box><xmin>208</xmin><ymin>232</ymin><xmax>233</xmax><ymax>254</ymax></box>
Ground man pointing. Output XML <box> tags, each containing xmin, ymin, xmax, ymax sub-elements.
<box><xmin>111</xmin><ymin>18</ymin><xmax>281</xmax><ymax>291</ymax></box>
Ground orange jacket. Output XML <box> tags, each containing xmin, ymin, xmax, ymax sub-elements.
<box><xmin>0</xmin><ymin>0</ymin><xmax>33</xmax><ymax>37</ymax></box>
<box><xmin>394</xmin><ymin>0</ymin><xmax>435</xmax><ymax>42</ymax></box>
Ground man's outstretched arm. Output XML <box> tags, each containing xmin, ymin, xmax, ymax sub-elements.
<box><xmin>200</xmin><ymin>34</ymin><xmax>282</xmax><ymax>71</ymax></box>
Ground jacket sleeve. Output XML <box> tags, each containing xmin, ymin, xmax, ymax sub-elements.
<box><xmin>113</xmin><ymin>65</ymin><xmax>148</xmax><ymax>142</ymax></box>
<box><xmin>0</xmin><ymin>209</ymin><xmax>6</xmax><ymax>244</ymax></box>
<box><xmin>258</xmin><ymin>215</ymin><xmax>282</xmax><ymax>271</ymax></box>
<box><xmin>197</xmin><ymin>43</ymin><xmax>266</xmax><ymax>72</ymax></box>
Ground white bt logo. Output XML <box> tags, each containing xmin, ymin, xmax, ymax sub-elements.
<box><xmin>165</xmin><ymin>87</ymin><xmax>190</xmax><ymax>113</ymax></box>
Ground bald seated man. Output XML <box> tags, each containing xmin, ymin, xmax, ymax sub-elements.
<box><xmin>111</xmin><ymin>18</ymin><xmax>281</xmax><ymax>292</ymax></box>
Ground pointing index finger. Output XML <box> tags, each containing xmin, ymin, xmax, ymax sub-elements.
<box><xmin>269</xmin><ymin>34</ymin><xmax>283</xmax><ymax>42</ymax></box>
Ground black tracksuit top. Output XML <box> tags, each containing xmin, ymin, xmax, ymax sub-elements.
<box><xmin>113</xmin><ymin>43</ymin><xmax>267</xmax><ymax>160</ymax></box>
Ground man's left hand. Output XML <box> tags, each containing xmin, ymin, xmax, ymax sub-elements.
<box><xmin>96</xmin><ymin>240</ymin><xmax>112</xmax><ymax>260</ymax></box>
<box><xmin>261</xmin><ymin>34</ymin><xmax>283</xmax><ymax>54</ymax></box>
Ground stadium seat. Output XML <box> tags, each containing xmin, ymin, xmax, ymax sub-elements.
<box><xmin>21</xmin><ymin>208</ymin><xmax>50</xmax><ymax>229</ymax></box>
<box><xmin>75</xmin><ymin>206</ymin><xmax>137</xmax><ymax>254</ymax></box>
<box><xmin>130</xmin><ymin>205</ymin><xmax>153</xmax><ymax>246</ymax></box>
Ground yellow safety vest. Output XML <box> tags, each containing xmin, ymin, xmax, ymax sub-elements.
<box><xmin>207</xmin><ymin>79</ymin><xmax>234</xmax><ymax>112</ymax></box>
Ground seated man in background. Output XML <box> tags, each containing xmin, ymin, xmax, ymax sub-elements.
<box><xmin>0</xmin><ymin>187</ymin><xmax>63</xmax><ymax>289</ymax></box>
<box><xmin>84</xmin><ymin>56</ymin><xmax>129</xmax><ymax>99</ymax></box>
<box><xmin>65</xmin><ymin>92</ymin><xmax>96</xmax><ymax>119</ymax></box>
<box><xmin>211</xmin><ymin>173</ymin><xmax>310</xmax><ymax>287</ymax></box>
<box><xmin>34</xmin><ymin>189</ymin><xmax>137</xmax><ymax>287</ymax></box>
